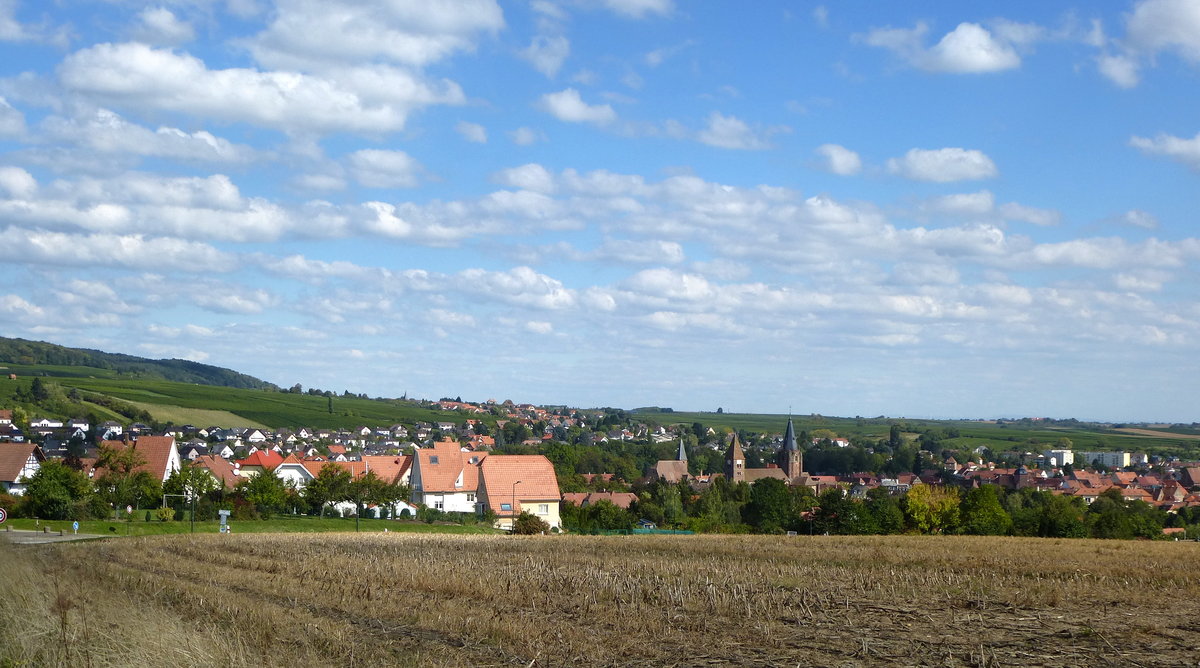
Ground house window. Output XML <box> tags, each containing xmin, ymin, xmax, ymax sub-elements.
<box><xmin>434</xmin><ymin>501</ymin><xmax>444</xmax><ymax>510</ymax></box>
<box><xmin>430</xmin><ymin>455</ymin><xmax>439</xmax><ymax>464</ymax></box>
<box><xmin>466</xmin><ymin>493</ymin><xmax>475</xmax><ymax>502</ymax></box>
<box><xmin>500</xmin><ymin>503</ymin><xmax>512</xmax><ymax>511</ymax></box>
<box><xmin>538</xmin><ymin>504</ymin><xmax>549</xmax><ymax>515</ymax></box>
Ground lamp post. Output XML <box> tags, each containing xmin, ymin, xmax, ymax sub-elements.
<box><xmin>511</xmin><ymin>480</ymin><xmax>521</xmax><ymax>531</ymax></box>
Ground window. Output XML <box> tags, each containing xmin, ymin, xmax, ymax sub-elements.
<box><xmin>466</xmin><ymin>493</ymin><xmax>475</xmax><ymax>502</ymax></box>
<box><xmin>434</xmin><ymin>500</ymin><xmax>444</xmax><ymax>510</ymax></box>
<box><xmin>538</xmin><ymin>504</ymin><xmax>549</xmax><ymax>515</ymax></box>
<box><xmin>429</xmin><ymin>455</ymin><xmax>439</xmax><ymax>464</ymax></box>
<box><xmin>500</xmin><ymin>503</ymin><xmax>512</xmax><ymax>511</ymax></box>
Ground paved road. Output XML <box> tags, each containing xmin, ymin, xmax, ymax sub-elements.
<box><xmin>0</xmin><ymin>528</ymin><xmax>107</xmax><ymax>544</ymax></box>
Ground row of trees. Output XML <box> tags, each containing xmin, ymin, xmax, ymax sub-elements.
<box><xmin>562</xmin><ymin>477</ymin><xmax>1179</xmax><ymax>540</ymax></box>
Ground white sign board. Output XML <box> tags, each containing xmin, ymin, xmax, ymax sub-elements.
<box><xmin>0</xmin><ymin>508</ymin><xmax>7</xmax><ymax>523</ymax></box>
<box><xmin>126</xmin><ymin>505</ymin><xmax>132</xmax><ymax>515</ymax></box>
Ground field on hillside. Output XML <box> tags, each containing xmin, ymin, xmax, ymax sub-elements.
<box><xmin>0</xmin><ymin>367</ymin><xmax>460</xmax><ymax>428</ymax></box>
<box><xmin>4</xmin><ymin>533</ymin><xmax>1198</xmax><ymax>667</ymax></box>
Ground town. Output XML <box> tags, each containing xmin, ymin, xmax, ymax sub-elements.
<box><xmin>3</xmin><ymin>393</ymin><xmax>1199</xmax><ymax>539</ymax></box>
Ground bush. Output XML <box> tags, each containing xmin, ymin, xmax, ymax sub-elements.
<box><xmin>155</xmin><ymin>507</ymin><xmax>174</xmax><ymax>522</ymax></box>
<box><xmin>512</xmin><ymin>512</ymin><xmax>550</xmax><ymax>535</ymax></box>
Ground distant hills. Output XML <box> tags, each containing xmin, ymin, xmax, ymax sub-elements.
<box><xmin>0</xmin><ymin>337</ymin><xmax>278</xmax><ymax>390</ymax></box>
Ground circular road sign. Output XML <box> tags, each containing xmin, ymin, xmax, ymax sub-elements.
<box><xmin>0</xmin><ymin>508</ymin><xmax>7</xmax><ymax>523</ymax></box>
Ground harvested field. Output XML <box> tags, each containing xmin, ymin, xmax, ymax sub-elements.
<box><xmin>1114</xmin><ymin>427</ymin><xmax>1200</xmax><ymax>440</ymax></box>
<box><xmin>3</xmin><ymin>533</ymin><xmax>1199</xmax><ymax>667</ymax></box>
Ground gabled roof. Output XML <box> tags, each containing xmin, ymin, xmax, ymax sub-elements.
<box><xmin>415</xmin><ymin>440</ymin><xmax>482</xmax><ymax>493</ymax></box>
<box><xmin>479</xmin><ymin>454</ymin><xmax>559</xmax><ymax>516</ymax></box>
<box><xmin>193</xmin><ymin>455</ymin><xmax>238</xmax><ymax>488</ymax></box>
<box><xmin>0</xmin><ymin>443</ymin><xmax>41</xmax><ymax>483</ymax></box>
<box><xmin>237</xmin><ymin>449</ymin><xmax>284</xmax><ymax>469</ymax></box>
<box><xmin>96</xmin><ymin>437</ymin><xmax>179</xmax><ymax>482</ymax></box>
<box><xmin>363</xmin><ymin>455</ymin><xmax>412</xmax><ymax>485</ymax></box>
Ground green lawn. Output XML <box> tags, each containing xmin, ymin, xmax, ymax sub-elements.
<box><xmin>2</xmin><ymin>515</ymin><xmax>501</xmax><ymax>537</ymax></box>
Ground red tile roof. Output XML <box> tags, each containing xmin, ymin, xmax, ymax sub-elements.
<box><xmin>237</xmin><ymin>449</ymin><xmax>284</xmax><ymax>470</ymax></box>
<box><xmin>479</xmin><ymin>454</ymin><xmax>559</xmax><ymax>517</ymax></box>
<box><xmin>193</xmin><ymin>454</ymin><xmax>238</xmax><ymax>488</ymax></box>
<box><xmin>415</xmin><ymin>440</ymin><xmax>483</xmax><ymax>493</ymax></box>
<box><xmin>96</xmin><ymin>437</ymin><xmax>179</xmax><ymax>482</ymax></box>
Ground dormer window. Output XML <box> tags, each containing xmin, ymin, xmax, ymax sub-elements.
<box><xmin>430</xmin><ymin>455</ymin><xmax>439</xmax><ymax>464</ymax></box>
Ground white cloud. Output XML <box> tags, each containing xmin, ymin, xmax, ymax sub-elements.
<box><xmin>59</xmin><ymin>43</ymin><xmax>465</xmax><ymax>135</ymax></box>
<box><xmin>595</xmin><ymin>0</ymin><xmax>673</xmax><ymax>19</ymax></box>
<box><xmin>696</xmin><ymin>112</ymin><xmax>775</xmax><ymax>150</ymax></box>
<box><xmin>42</xmin><ymin>108</ymin><xmax>258</xmax><ymax>163</ymax></box>
<box><xmin>925</xmin><ymin>190</ymin><xmax>996</xmax><ymax>216</ymax></box>
<box><xmin>348</xmin><ymin>149</ymin><xmax>423</xmax><ymax>188</ymax></box>
<box><xmin>521</xmin><ymin>35</ymin><xmax>570</xmax><ymax>77</ymax></box>
<box><xmin>813</xmin><ymin>6</ymin><xmax>829</xmax><ymax>29</ymax></box>
<box><xmin>510</xmin><ymin>126</ymin><xmax>545</xmax><ymax>145</ymax></box>
<box><xmin>815</xmin><ymin>143</ymin><xmax>861</xmax><ymax>175</ymax></box>
<box><xmin>0</xmin><ymin>0</ymin><xmax>67</xmax><ymax>46</ymax></box>
<box><xmin>192</xmin><ymin>286</ymin><xmax>276</xmax><ymax>314</ymax></box>
<box><xmin>456</xmin><ymin>266</ymin><xmax>576</xmax><ymax>310</ymax></box>
<box><xmin>0</xmin><ymin>165</ymin><xmax>36</xmax><ymax>198</ymax></box>
<box><xmin>1120</xmin><ymin>209</ymin><xmax>1159</xmax><ymax>229</ymax></box>
<box><xmin>0</xmin><ymin>96</ymin><xmax>25</xmax><ymax>138</ymax></box>
<box><xmin>999</xmin><ymin>202</ymin><xmax>1060</xmax><ymax>226</ymax></box>
<box><xmin>887</xmin><ymin>147</ymin><xmax>998</xmax><ymax>182</ymax></box>
<box><xmin>645</xmin><ymin>40</ymin><xmax>694</xmax><ymax>67</ymax></box>
<box><xmin>491</xmin><ymin>163</ymin><xmax>557</xmax><ymax>194</ymax></box>
<box><xmin>0</xmin><ymin>227</ymin><xmax>232</xmax><ymax>270</ymax></box>
<box><xmin>1130</xmin><ymin>131</ymin><xmax>1200</xmax><ymax>169</ymax></box>
<box><xmin>538</xmin><ymin>88</ymin><xmax>616</xmax><ymax>124</ymax></box>
<box><xmin>428</xmin><ymin>308</ymin><xmax>476</xmax><ymax>328</ymax></box>
<box><xmin>247</xmin><ymin>0</ymin><xmax>504</xmax><ymax>70</ymax></box>
<box><xmin>1126</xmin><ymin>0</ymin><xmax>1200</xmax><ymax>64</ymax></box>
<box><xmin>133</xmin><ymin>7</ymin><xmax>195</xmax><ymax>45</ymax></box>
<box><xmin>525</xmin><ymin>320</ymin><xmax>553</xmax><ymax>334</ymax></box>
<box><xmin>1097</xmin><ymin>53</ymin><xmax>1140</xmax><ymax>88</ymax></box>
<box><xmin>456</xmin><ymin>121</ymin><xmax>487</xmax><ymax>143</ymax></box>
<box><xmin>861</xmin><ymin>21</ymin><xmax>1027</xmax><ymax>73</ymax></box>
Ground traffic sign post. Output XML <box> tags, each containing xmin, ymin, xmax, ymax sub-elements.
<box><xmin>0</xmin><ymin>507</ymin><xmax>7</xmax><ymax>524</ymax></box>
<box><xmin>218</xmin><ymin>509</ymin><xmax>231</xmax><ymax>534</ymax></box>
<box><xmin>72</xmin><ymin>521</ymin><xmax>79</xmax><ymax>535</ymax></box>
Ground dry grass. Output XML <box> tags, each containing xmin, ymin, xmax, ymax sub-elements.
<box><xmin>4</xmin><ymin>533</ymin><xmax>1200</xmax><ymax>667</ymax></box>
<box><xmin>1114</xmin><ymin>427</ymin><xmax>1200</xmax><ymax>440</ymax></box>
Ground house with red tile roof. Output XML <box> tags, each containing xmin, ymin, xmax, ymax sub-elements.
<box><xmin>91</xmin><ymin>436</ymin><xmax>181</xmax><ymax>483</ymax></box>
<box><xmin>235</xmin><ymin>449</ymin><xmax>284</xmax><ymax>478</ymax></box>
<box><xmin>192</xmin><ymin>454</ymin><xmax>238</xmax><ymax>489</ymax></box>
<box><xmin>410</xmin><ymin>440</ymin><xmax>485</xmax><ymax>513</ymax></box>
<box><xmin>561</xmin><ymin>491</ymin><xmax>637</xmax><ymax>510</ymax></box>
<box><xmin>0</xmin><ymin>442</ymin><xmax>44</xmax><ymax>495</ymax></box>
<box><xmin>478</xmin><ymin>454</ymin><xmax>560</xmax><ymax>530</ymax></box>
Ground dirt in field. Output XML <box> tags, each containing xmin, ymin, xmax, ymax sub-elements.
<box><xmin>6</xmin><ymin>534</ymin><xmax>1200</xmax><ymax>667</ymax></box>
<box><xmin>1114</xmin><ymin>427</ymin><xmax>1200</xmax><ymax>440</ymax></box>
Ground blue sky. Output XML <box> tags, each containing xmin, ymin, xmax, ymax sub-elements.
<box><xmin>1</xmin><ymin>0</ymin><xmax>1199</xmax><ymax>421</ymax></box>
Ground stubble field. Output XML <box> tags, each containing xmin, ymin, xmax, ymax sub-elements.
<box><xmin>2</xmin><ymin>532</ymin><xmax>1198</xmax><ymax>667</ymax></box>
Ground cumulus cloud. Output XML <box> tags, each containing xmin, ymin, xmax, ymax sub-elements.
<box><xmin>491</xmin><ymin>163</ymin><xmax>556</xmax><ymax>193</ymax></box>
<box><xmin>0</xmin><ymin>165</ymin><xmax>36</xmax><ymax>198</ymax></box>
<box><xmin>887</xmin><ymin>147</ymin><xmax>998</xmax><ymax>182</ymax></box>
<box><xmin>133</xmin><ymin>7</ymin><xmax>195</xmax><ymax>45</ymax></box>
<box><xmin>538</xmin><ymin>88</ymin><xmax>616</xmax><ymax>124</ymax></box>
<box><xmin>1097</xmin><ymin>53</ymin><xmax>1140</xmax><ymax>88</ymax></box>
<box><xmin>1130</xmin><ymin>130</ymin><xmax>1200</xmax><ymax>169</ymax></box>
<box><xmin>1095</xmin><ymin>0</ymin><xmax>1200</xmax><ymax>87</ymax></box>
<box><xmin>1120</xmin><ymin>209</ymin><xmax>1159</xmax><ymax>229</ymax></box>
<box><xmin>348</xmin><ymin>149</ymin><xmax>423</xmax><ymax>188</ymax></box>
<box><xmin>510</xmin><ymin>127</ymin><xmax>545</xmax><ymax>145</ymax></box>
<box><xmin>0</xmin><ymin>96</ymin><xmax>25</xmax><ymax>138</ymax></box>
<box><xmin>696</xmin><ymin>112</ymin><xmax>778</xmax><ymax>150</ymax></box>
<box><xmin>521</xmin><ymin>35</ymin><xmax>570</xmax><ymax>77</ymax></box>
<box><xmin>59</xmin><ymin>43</ymin><xmax>465</xmax><ymax>135</ymax></box>
<box><xmin>41</xmin><ymin>108</ymin><xmax>258</xmax><ymax>163</ymax></box>
<box><xmin>0</xmin><ymin>227</ymin><xmax>232</xmax><ymax>270</ymax></box>
<box><xmin>456</xmin><ymin>266</ymin><xmax>576</xmax><ymax>310</ymax></box>
<box><xmin>456</xmin><ymin>121</ymin><xmax>487</xmax><ymax>143</ymax></box>
<box><xmin>246</xmin><ymin>0</ymin><xmax>504</xmax><ymax>70</ymax></box>
<box><xmin>860</xmin><ymin>21</ymin><xmax>1028</xmax><ymax>73</ymax></box>
<box><xmin>815</xmin><ymin>143</ymin><xmax>862</xmax><ymax>175</ymax></box>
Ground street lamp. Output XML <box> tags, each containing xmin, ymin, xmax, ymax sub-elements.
<box><xmin>511</xmin><ymin>480</ymin><xmax>521</xmax><ymax>531</ymax></box>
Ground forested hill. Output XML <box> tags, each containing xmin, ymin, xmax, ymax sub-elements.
<box><xmin>0</xmin><ymin>337</ymin><xmax>278</xmax><ymax>390</ymax></box>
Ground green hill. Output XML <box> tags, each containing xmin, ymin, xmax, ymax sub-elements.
<box><xmin>0</xmin><ymin>337</ymin><xmax>277</xmax><ymax>390</ymax></box>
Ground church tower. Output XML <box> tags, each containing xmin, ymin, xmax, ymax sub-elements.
<box><xmin>778</xmin><ymin>417</ymin><xmax>803</xmax><ymax>482</ymax></box>
<box><xmin>724</xmin><ymin>432</ymin><xmax>746</xmax><ymax>483</ymax></box>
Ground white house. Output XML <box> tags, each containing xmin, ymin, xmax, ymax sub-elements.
<box><xmin>410</xmin><ymin>440</ymin><xmax>484</xmax><ymax>513</ymax></box>
<box><xmin>0</xmin><ymin>443</ymin><xmax>44</xmax><ymax>495</ymax></box>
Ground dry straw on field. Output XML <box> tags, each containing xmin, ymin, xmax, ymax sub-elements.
<box><xmin>3</xmin><ymin>533</ymin><xmax>1199</xmax><ymax>666</ymax></box>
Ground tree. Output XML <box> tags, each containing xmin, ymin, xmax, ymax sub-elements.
<box><xmin>903</xmin><ymin>485</ymin><xmax>960</xmax><ymax>534</ymax></box>
<box><xmin>348</xmin><ymin>470</ymin><xmax>396</xmax><ymax>519</ymax></box>
<box><xmin>743</xmin><ymin>478</ymin><xmax>796</xmax><ymax>533</ymax></box>
<box><xmin>164</xmin><ymin>464</ymin><xmax>219</xmax><ymax>500</ymax></box>
<box><xmin>22</xmin><ymin>459</ymin><xmax>93</xmax><ymax>520</ymax></box>
<box><xmin>305</xmin><ymin>463</ymin><xmax>353</xmax><ymax>517</ymax></box>
<box><xmin>512</xmin><ymin>511</ymin><xmax>550</xmax><ymax>534</ymax></box>
<box><xmin>235</xmin><ymin>468</ymin><xmax>291</xmax><ymax>519</ymax></box>
<box><xmin>94</xmin><ymin>442</ymin><xmax>161</xmax><ymax>511</ymax></box>
<box><xmin>959</xmin><ymin>485</ymin><xmax>1012</xmax><ymax>535</ymax></box>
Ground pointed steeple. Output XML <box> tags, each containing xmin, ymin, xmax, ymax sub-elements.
<box><xmin>783</xmin><ymin>418</ymin><xmax>798</xmax><ymax>451</ymax></box>
<box><xmin>676</xmin><ymin>437</ymin><xmax>688</xmax><ymax>462</ymax></box>
<box><xmin>724</xmin><ymin>432</ymin><xmax>746</xmax><ymax>483</ymax></box>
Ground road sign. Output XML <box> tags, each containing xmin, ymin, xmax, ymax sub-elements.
<box><xmin>126</xmin><ymin>505</ymin><xmax>132</xmax><ymax>515</ymax></box>
<box><xmin>72</xmin><ymin>521</ymin><xmax>79</xmax><ymax>534</ymax></box>
<box><xmin>0</xmin><ymin>508</ymin><xmax>7</xmax><ymax>523</ymax></box>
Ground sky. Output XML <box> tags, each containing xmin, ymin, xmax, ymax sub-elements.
<box><xmin>0</xmin><ymin>0</ymin><xmax>1198</xmax><ymax>422</ymax></box>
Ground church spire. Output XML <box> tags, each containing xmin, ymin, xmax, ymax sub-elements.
<box><xmin>783</xmin><ymin>417</ymin><xmax>798</xmax><ymax>451</ymax></box>
<box><xmin>724</xmin><ymin>432</ymin><xmax>746</xmax><ymax>483</ymax></box>
<box><xmin>677</xmin><ymin>437</ymin><xmax>688</xmax><ymax>462</ymax></box>
<box><xmin>779</xmin><ymin>417</ymin><xmax>803</xmax><ymax>481</ymax></box>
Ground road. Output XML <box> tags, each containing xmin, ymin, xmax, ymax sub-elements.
<box><xmin>0</xmin><ymin>528</ymin><xmax>107</xmax><ymax>544</ymax></box>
